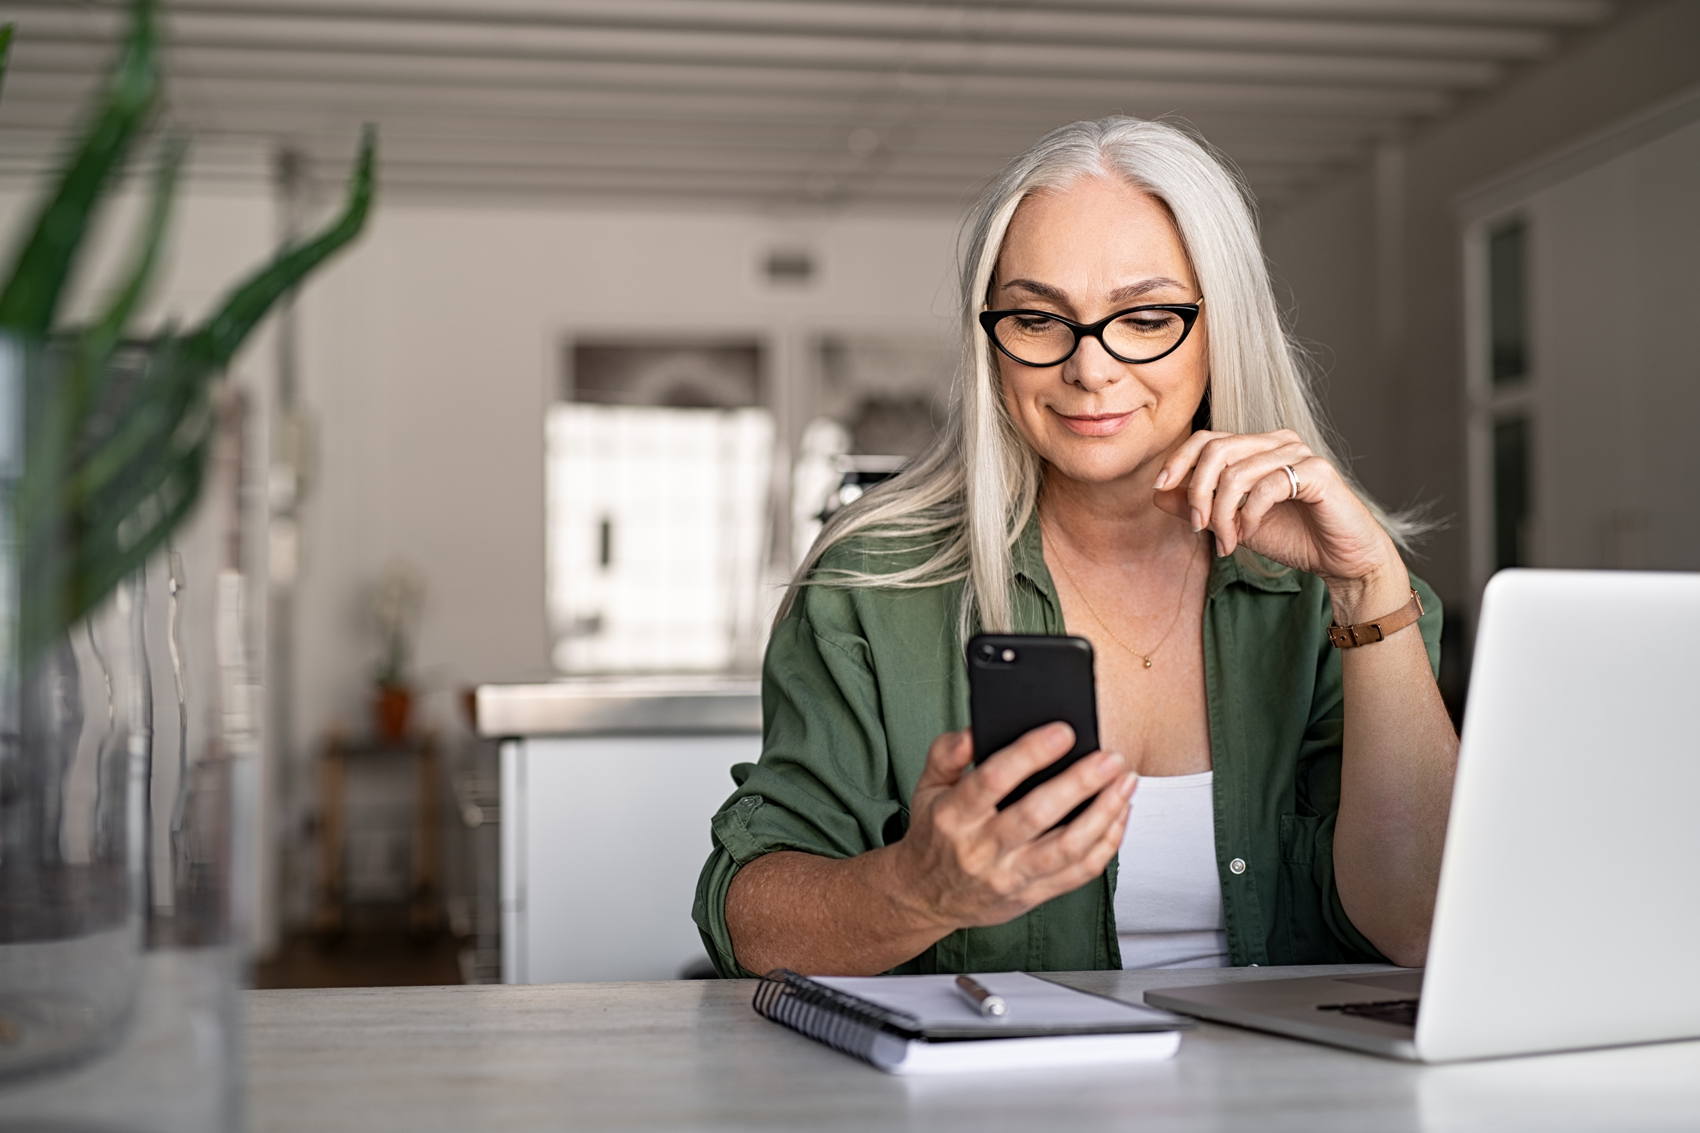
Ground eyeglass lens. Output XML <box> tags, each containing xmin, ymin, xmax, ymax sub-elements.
<box><xmin>992</xmin><ymin>309</ymin><xmax>1189</xmax><ymax>366</ymax></box>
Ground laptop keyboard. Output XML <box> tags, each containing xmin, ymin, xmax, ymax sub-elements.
<box><xmin>1317</xmin><ymin>998</ymin><xmax>1419</xmax><ymax>1027</ymax></box>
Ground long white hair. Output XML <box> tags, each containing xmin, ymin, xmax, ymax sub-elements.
<box><xmin>785</xmin><ymin>116</ymin><xmax>1415</xmax><ymax>635</ymax></box>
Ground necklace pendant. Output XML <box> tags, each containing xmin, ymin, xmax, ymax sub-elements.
<box><xmin>1143</xmin><ymin>656</ymin><xmax>1153</xmax><ymax>669</ymax></box>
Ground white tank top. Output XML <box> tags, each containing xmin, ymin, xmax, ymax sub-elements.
<box><xmin>1114</xmin><ymin>770</ymin><xmax>1230</xmax><ymax>969</ymax></box>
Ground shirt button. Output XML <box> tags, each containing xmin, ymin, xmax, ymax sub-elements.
<box><xmin>1229</xmin><ymin>857</ymin><xmax>1247</xmax><ymax>875</ymax></box>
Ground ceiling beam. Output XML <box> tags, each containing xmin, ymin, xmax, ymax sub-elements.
<box><xmin>9</xmin><ymin>44</ymin><xmax>1459</xmax><ymax>116</ymax></box>
<box><xmin>3</xmin><ymin>0</ymin><xmax>1566</xmax><ymax>59</ymax></box>
<box><xmin>12</xmin><ymin>14</ymin><xmax>1510</xmax><ymax>90</ymax></box>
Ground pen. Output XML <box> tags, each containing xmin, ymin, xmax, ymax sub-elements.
<box><xmin>955</xmin><ymin>974</ymin><xmax>1008</xmax><ymax>1019</ymax></box>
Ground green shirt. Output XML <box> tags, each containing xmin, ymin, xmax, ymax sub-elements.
<box><xmin>693</xmin><ymin>517</ymin><xmax>1442</xmax><ymax>977</ymax></box>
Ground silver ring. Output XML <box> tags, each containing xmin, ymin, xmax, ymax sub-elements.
<box><xmin>1282</xmin><ymin>464</ymin><xmax>1300</xmax><ymax>501</ymax></box>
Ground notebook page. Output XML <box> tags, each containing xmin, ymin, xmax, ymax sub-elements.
<box><xmin>814</xmin><ymin>972</ymin><xmax>1179</xmax><ymax>1032</ymax></box>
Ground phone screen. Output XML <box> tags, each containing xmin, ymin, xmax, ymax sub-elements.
<box><xmin>967</xmin><ymin>634</ymin><xmax>1100</xmax><ymax>820</ymax></box>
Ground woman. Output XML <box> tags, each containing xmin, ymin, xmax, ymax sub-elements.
<box><xmin>693</xmin><ymin>117</ymin><xmax>1458</xmax><ymax>978</ymax></box>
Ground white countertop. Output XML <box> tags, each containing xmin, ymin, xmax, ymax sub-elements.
<box><xmin>475</xmin><ymin>675</ymin><xmax>761</xmax><ymax>738</ymax></box>
<box><xmin>247</xmin><ymin>965</ymin><xmax>1700</xmax><ymax>1132</ymax></box>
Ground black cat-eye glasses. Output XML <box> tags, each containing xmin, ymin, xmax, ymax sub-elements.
<box><xmin>978</xmin><ymin>300</ymin><xmax>1203</xmax><ymax>367</ymax></box>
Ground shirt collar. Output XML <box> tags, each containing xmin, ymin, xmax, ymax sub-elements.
<box><xmin>1207</xmin><ymin>545</ymin><xmax>1302</xmax><ymax>597</ymax></box>
<box><xmin>1011</xmin><ymin>510</ymin><xmax>1055</xmax><ymax>601</ymax></box>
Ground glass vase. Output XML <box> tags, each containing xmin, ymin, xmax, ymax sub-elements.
<box><xmin>0</xmin><ymin>337</ymin><xmax>247</xmax><ymax>1130</ymax></box>
<box><xmin>0</xmin><ymin>578</ymin><xmax>149</xmax><ymax>1078</ymax></box>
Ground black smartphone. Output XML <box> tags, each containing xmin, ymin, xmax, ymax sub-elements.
<box><xmin>966</xmin><ymin>633</ymin><xmax>1101</xmax><ymax>821</ymax></box>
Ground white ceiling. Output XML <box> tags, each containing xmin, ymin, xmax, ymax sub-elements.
<box><xmin>0</xmin><ymin>0</ymin><xmax>1621</xmax><ymax>213</ymax></box>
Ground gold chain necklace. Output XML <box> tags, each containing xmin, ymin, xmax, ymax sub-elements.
<box><xmin>1041</xmin><ymin>516</ymin><xmax>1200</xmax><ymax>670</ymax></box>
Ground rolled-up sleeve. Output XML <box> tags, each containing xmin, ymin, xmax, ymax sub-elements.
<box><xmin>692</xmin><ymin>586</ymin><xmax>907</xmax><ymax>977</ymax></box>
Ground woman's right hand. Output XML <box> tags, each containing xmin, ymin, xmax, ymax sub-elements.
<box><xmin>723</xmin><ymin>724</ymin><xmax>1134</xmax><ymax>976</ymax></box>
<box><xmin>888</xmin><ymin>724</ymin><xmax>1137</xmax><ymax>933</ymax></box>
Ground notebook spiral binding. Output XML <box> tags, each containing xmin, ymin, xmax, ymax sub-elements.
<box><xmin>752</xmin><ymin>970</ymin><xmax>920</xmax><ymax>1064</ymax></box>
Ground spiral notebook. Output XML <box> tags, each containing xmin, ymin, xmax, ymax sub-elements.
<box><xmin>751</xmin><ymin>970</ymin><xmax>1191</xmax><ymax>1075</ymax></box>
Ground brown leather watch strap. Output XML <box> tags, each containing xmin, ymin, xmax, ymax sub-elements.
<box><xmin>1328</xmin><ymin>588</ymin><xmax>1424</xmax><ymax>649</ymax></box>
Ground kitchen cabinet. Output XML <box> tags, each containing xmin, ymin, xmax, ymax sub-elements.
<box><xmin>478</xmin><ymin>678</ymin><xmax>760</xmax><ymax>983</ymax></box>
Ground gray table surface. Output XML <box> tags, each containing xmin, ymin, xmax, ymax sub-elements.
<box><xmin>248</xmin><ymin>965</ymin><xmax>1700</xmax><ymax>1133</ymax></box>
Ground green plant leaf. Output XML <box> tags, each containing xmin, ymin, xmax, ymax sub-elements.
<box><xmin>67</xmin><ymin>134</ymin><xmax>187</xmax><ymax>429</ymax></box>
<box><xmin>0</xmin><ymin>24</ymin><xmax>16</xmax><ymax>99</ymax></box>
<box><xmin>17</xmin><ymin>343</ymin><xmax>212</xmax><ymax>661</ymax></box>
<box><xmin>0</xmin><ymin>1</ymin><xmax>159</xmax><ymax>336</ymax></box>
<box><xmin>70</xmin><ymin>402</ymin><xmax>210</xmax><ymax>562</ymax></box>
<box><xmin>21</xmin><ymin>442</ymin><xmax>208</xmax><ymax>660</ymax></box>
<box><xmin>62</xmin><ymin>358</ymin><xmax>205</xmax><ymax>514</ymax></box>
<box><xmin>184</xmin><ymin>124</ymin><xmax>376</xmax><ymax>371</ymax></box>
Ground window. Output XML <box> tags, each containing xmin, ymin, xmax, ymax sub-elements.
<box><xmin>1468</xmin><ymin>213</ymin><xmax>1537</xmax><ymax>600</ymax></box>
<box><xmin>548</xmin><ymin>340</ymin><xmax>773</xmax><ymax>673</ymax></box>
<box><xmin>1491</xmin><ymin>415</ymin><xmax>1531</xmax><ymax>571</ymax></box>
<box><xmin>1487</xmin><ymin>220</ymin><xmax>1528</xmax><ymax>385</ymax></box>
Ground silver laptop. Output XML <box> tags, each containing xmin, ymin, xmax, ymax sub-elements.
<box><xmin>1147</xmin><ymin>569</ymin><xmax>1700</xmax><ymax>1062</ymax></box>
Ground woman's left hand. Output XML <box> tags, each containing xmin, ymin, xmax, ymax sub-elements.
<box><xmin>1151</xmin><ymin>429</ymin><xmax>1405</xmax><ymax>619</ymax></box>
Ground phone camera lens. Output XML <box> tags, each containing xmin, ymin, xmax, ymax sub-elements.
<box><xmin>977</xmin><ymin>644</ymin><xmax>997</xmax><ymax>662</ymax></box>
<box><xmin>1001</xmin><ymin>649</ymin><xmax>1016</xmax><ymax>662</ymax></box>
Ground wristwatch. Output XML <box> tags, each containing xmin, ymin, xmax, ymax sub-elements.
<box><xmin>1327</xmin><ymin>588</ymin><xmax>1424</xmax><ymax>649</ymax></box>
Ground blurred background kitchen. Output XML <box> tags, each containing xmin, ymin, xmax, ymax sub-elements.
<box><xmin>1</xmin><ymin>0</ymin><xmax>1695</xmax><ymax>991</ymax></box>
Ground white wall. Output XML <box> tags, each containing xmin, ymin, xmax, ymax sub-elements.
<box><xmin>1533</xmin><ymin>114</ymin><xmax>1700</xmax><ymax>573</ymax></box>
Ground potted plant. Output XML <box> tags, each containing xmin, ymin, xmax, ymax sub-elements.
<box><xmin>371</xmin><ymin>561</ymin><xmax>425</xmax><ymax>743</ymax></box>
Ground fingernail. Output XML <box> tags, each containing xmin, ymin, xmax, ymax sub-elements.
<box><xmin>1214</xmin><ymin>537</ymin><xmax>1225</xmax><ymax>557</ymax></box>
<box><xmin>1190</xmin><ymin>508</ymin><xmax>1203</xmax><ymax>531</ymax></box>
<box><xmin>1096</xmin><ymin>750</ymin><xmax>1120</xmax><ymax>772</ymax></box>
<box><xmin>1154</xmin><ymin>470</ymin><xmax>1169</xmax><ymax>490</ymax></box>
<box><xmin>1120</xmin><ymin>772</ymin><xmax>1138</xmax><ymax>794</ymax></box>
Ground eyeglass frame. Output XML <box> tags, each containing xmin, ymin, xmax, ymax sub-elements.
<box><xmin>977</xmin><ymin>299</ymin><xmax>1204</xmax><ymax>368</ymax></box>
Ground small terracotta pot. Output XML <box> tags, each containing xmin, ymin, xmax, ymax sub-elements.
<box><xmin>374</xmin><ymin>684</ymin><xmax>413</xmax><ymax>744</ymax></box>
